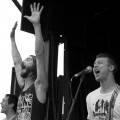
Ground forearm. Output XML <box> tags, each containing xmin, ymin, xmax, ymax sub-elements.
<box><xmin>33</xmin><ymin>23</ymin><xmax>48</xmax><ymax>87</ymax></box>
<box><xmin>33</xmin><ymin>23</ymin><xmax>45</xmax><ymax>56</ymax></box>
<box><xmin>11</xmin><ymin>39</ymin><xmax>22</xmax><ymax>65</ymax></box>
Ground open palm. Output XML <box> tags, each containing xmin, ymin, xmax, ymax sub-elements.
<box><xmin>24</xmin><ymin>3</ymin><xmax>44</xmax><ymax>24</ymax></box>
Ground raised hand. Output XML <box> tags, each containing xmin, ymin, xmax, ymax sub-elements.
<box><xmin>10</xmin><ymin>21</ymin><xmax>18</xmax><ymax>39</ymax></box>
<box><xmin>24</xmin><ymin>2</ymin><xmax>44</xmax><ymax>25</ymax></box>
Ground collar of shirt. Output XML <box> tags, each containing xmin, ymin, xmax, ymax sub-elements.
<box><xmin>4</xmin><ymin>114</ymin><xmax>16</xmax><ymax>120</ymax></box>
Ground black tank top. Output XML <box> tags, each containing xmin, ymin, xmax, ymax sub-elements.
<box><xmin>17</xmin><ymin>84</ymin><xmax>46</xmax><ymax>120</ymax></box>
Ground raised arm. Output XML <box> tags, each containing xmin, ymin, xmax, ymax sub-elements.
<box><xmin>10</xmin><ymin>22</ymin><xmax>24</xmax><ymax>89</ymax></box>
<box><xmin>24</xmin><ymin>2</ymin><xmax>48</xmax><ymax>103</ymax></box>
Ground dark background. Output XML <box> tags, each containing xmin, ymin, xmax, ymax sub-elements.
<box><xmin>21</xmin><ymin>0</ymin><xmax>120</xmax><ymax>63</ymax></box>
<box><xmin>19</xmin><ymin>0</ymin><xmax>120</xmax><ymax>120</ymax></box>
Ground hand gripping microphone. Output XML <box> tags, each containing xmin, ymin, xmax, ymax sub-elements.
<box><xmin>74</xmin><ymin>66</ymin><xmax>92</xmax><ymax>77</ymax></box>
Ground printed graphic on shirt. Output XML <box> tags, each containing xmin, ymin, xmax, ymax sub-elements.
<box><xmin>17</xmin><ymin>93</ymin><xmax>33</xmax><ymax>120</ymax></box>
<box><xmin>93</xmin><ymin>99</ymin><xmax>110</xmax><ymax>120</ymax></box>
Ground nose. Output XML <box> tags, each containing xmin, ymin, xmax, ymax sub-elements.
<box><xmin>0</xmin><ymin>102</ymin><xmax>2</xmax><ymax>106</ymax></box>
<box><xmin>93</xmin><ymin>65</ymin><xmax>97</xmax><ymax>69</ymax></box>
<box><xmin>21</xmin><ymin>62</ymin><xmax>25</xmax><ymax>69</ymax></box>
<box><xmin>93</xmin><ymin>63</ymin><xmax>99</xmax><ymax>68</ymax></box>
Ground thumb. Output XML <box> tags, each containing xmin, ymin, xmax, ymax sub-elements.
<box><xmin>14</xmin><ymin>21</ymin><xmax>18</xmax><ymax>28</ymax></box>
<box><xmin>24</xmin><ymin>15</ymin><xmax>30</xmax><ymax>20</ymax></box>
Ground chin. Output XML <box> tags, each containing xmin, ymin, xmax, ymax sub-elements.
<box><xmin>95</xmin><ymin>76</ymin><xmax>101</xmax><ymax>82</ymax></box>
<box><xmin>96</xmin><ymin>77</ymin><xmax>104</xmax><ymax>82</ymax></box>
<box><xmin>21</xmin><ymin>69</ymin><xmax>29</xmax><ymax>78</ymax></box>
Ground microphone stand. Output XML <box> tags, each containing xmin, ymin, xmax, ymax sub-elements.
<box><xmin>66</xmin><ymin>74</ymin><xmax>85</xmax><ymax>120</ymax></box>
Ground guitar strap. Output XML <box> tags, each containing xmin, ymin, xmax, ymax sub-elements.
<box><xmin>108</xmin><ymin>84</ymin><xmax>120</xmax><ymax>120</ymax></box>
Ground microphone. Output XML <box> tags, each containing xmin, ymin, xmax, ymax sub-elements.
<box><xmin>74</xmin><ymin>66</ymin><xmax>92</xmax><ymax>77</ymax></box>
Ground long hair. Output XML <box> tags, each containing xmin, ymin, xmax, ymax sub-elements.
<box><xmin>29</xmin><ymin>55</ymin><xmax>37</xmax><ymax>81</ymax></box>
<box><xmin>6</xmin><ymin>94</ymin><xmax>18</xmax><ymax>112</ymax></box>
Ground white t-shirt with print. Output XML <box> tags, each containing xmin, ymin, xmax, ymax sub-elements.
<box><xmin>86</xmin><ymin>87</ymin><xmax>120</xmax><ymax>120</ymax></box>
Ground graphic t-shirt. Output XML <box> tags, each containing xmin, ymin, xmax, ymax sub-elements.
<box><xmin>86</xmin><ymin>87</ymin><xmax>120</xmax><ymax>120</ymax></box>
<box><xmin>16</xmin><ymin>84</ymin><xmax>46</xmax><ymax>120</ymax></box>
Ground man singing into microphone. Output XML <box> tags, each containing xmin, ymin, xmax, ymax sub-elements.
<box><xmin>86</xmin><ymin>53</ymin><xmax>120</xmax><ymax>120</ymax></box>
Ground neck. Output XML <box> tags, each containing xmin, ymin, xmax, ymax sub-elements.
<box><xmin>6</xmin><ymin>110</ymin><xmax>16</xmax><ymax>120</ymax></box>
<box><xmin>100</xmin><ymin>75</ymin><xmax>116</xmax><ymax>93</ymax></box>
<box><xmin>23</xmin><ymin>77</ymin><xmax>34</xmax><ymax>91</ymax></box>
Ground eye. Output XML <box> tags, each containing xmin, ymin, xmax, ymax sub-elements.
<box><xmin>27</xmin><ymin>58</ymin><xmax>30</xmax><ymax>60</ymax></box>
<box><xmin>26</xmin><ymin>57</ymin><xmax>33</xmax><ymax>62</ymax></box>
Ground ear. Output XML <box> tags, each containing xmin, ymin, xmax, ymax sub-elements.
<box><xmin>109</xmin><ymin>65</ymin><xmax>115</xmax><ymax>72</ymax></box>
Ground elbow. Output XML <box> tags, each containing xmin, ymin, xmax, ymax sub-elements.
<box><xmin>35</xmin><ymin>48</ymin><xmax>44</xmax><ymax>57</ymax></box>
<box><xmin>35</xmin><ymin>49</ymin><xmax>41</xmax><ymax>56</ymax></box>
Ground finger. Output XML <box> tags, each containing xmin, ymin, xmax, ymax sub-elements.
<box><xmin>37</xmin><ymin>3</ymin><xmax>40</xmax><ymax>11</ymax></box>
<box><xmin>24</xmin><ymin>15</ymin><xmax>31</xmax><ymax>22</ymax></box>
<box><xmin>24</xmin><ymin>15</ymin><xmax>29</xmax><ymax>20</ymax></box>
<box><xmin>33</xmin><ymin>2</ymin><xmax>37</xmax><ymax>11</ymax></box>
<box><xmin>39</xmin><ymin>6</ymin><xmax>44</xmax><ymax>14</ymax></box>
<box><xmin>14</xmin><ymin>22</ymin><xmax>18</xmax><ymax>29</ymax></box>
<box><xmin>30</xmin><ymin>4</ymin><xmax>33</xmax><ymax>13</ymax></box>
<box><xmin>12</xmin><ymin>21</ymin><xmax>18</xmax><ymax>30</ymax></box>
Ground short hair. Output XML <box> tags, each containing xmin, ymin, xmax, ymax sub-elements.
<box><xmin>30</xmin><ymin>55</ymin><xmax>37</xmax><ymax>80</ymax></box>
<box><xmin>6</xmin><ymin>94</ymin><xmax>18</xmax><ymax>112</ymax></box>
<box><xmin>96</xmin><ymin>53</ymin><xmax>118</xmax><ymax>74</ymax></box>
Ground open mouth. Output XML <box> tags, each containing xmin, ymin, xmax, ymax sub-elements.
<box><xmin>94</xmin><ymin>69</ymin><xmax>100</xmax><ymax>74</ymax></box>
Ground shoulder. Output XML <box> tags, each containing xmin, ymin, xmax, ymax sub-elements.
<box><xmin>116</xmin><ymin>90</ymin><xmax>120</xmax><ymax>99</ymax></box>
<box><xmin>114</xmin><ymin>89</ymin><xmax>120</xmax><ymax>110</ymax></box>
<box><xmin>115</xmin><ymin>84</ymin><xmax>120</xmax><ymax>99</ymax></box>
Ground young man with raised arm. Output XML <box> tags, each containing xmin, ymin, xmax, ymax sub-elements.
<box><xmin>10</xmin><ymin>2</ymin><xmax>48</xmax><ymax>120</ymax></box>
